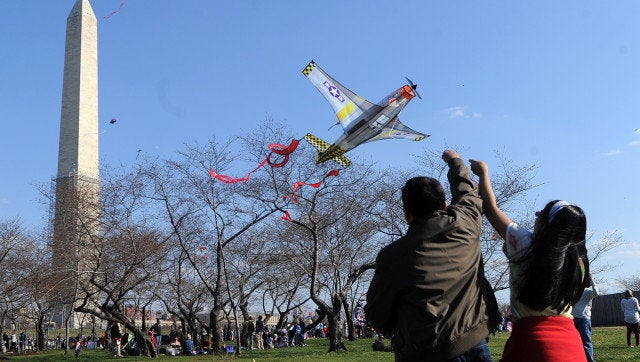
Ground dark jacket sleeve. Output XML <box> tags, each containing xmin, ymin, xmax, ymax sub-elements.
<box><xmin>365</xmin><ymin>248</ymin><xmax>397</xmax><ymax>335</ymax></box>
<box><xmin>447</xmin><ymin>158</ymin><xmax>482</xmax><ymax>221</ymax></box>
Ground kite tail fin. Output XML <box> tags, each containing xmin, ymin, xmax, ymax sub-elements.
<box><xmin>303</xmin><ymin>134</ymin><xmax>351</xmax><ymax>167</ymax></box>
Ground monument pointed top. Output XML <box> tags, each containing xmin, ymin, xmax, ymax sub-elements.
<box><xmin>68</xmin><ymin>0</ymin><xmax>96</xmax><ymax>19</ymax></box>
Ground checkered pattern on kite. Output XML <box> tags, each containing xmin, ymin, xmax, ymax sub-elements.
<box><xmin>302</xmin><ymin>61</ymin><xmax>317</xmax><ymax>77</ymax></box>
<box><xmin>304</xmin><ymin>134</ymin><xmax>351</xmax><ymax>167</ymax></box>
<box><xmin>304</xmin><ymin>133</ymin><xmax>330</xmax><ymax>153</ymax></box>
<box><xmin>334</xmin><ymin>155</ymin><xmax>351</xmax><ymax>167</ymax></box>
<box><xmin>318</xmin><ymin>145</ymin><xmax>350</xmax><ymax>167</ymax></box>
<box><xmin>323</xmin><ymin>145</ymin><xmax>346</xmax><ymax>159</ymax></box>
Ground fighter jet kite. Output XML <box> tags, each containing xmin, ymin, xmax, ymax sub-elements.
<box><xmin>302</xmin><ymin>60</ymin><xmax>429</xmax><ymax>167</ymax></box>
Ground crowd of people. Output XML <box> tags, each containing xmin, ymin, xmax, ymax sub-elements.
<box><xmin>1</xmin><ymin>330</ymin><xmax>33</xmax><ymax>353</ymax></box>
<box><xmin>231</xmin><ymin>316</ymin><xmax>313</xmax><ymax>350</ymax></box>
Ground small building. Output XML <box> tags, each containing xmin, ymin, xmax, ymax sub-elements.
<box><xmin>591</xmin><ymin>290</ymin><xmax>639</xmax><ymax>327</ymax></box>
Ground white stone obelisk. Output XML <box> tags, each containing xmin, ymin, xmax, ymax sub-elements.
<box><xmin>52</xmin><ymin>0</ymin><xmax>99</xmax><ymax>329</ymax></box>
<box><xmin>57</xmin><ymin>0</ymin><xmax>99</xmax><ymax>179</ymax></box>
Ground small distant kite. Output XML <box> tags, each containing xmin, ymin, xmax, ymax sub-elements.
<box><xmin>196</xmin><ymin>246</ymin><xmax>208</xmax><ymax>259</ymax></box>
<box><xmin>635</xmin><ymin>128</ymin><xmax>640</xmax><ymax>135</ymax></box>
<box><xmin>110</xmin><ymin>118</ymin><xmax>117</xmax><ymax>124</ymax></box>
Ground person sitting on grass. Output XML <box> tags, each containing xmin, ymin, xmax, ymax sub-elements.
<box><xmin>166</xmin><ymin>336</ymin><xmax>181</xmax><ymax>356</ymax></box>
<box><xmin>183</xmin><ymin>334</ymin><xmax>194</xmax><ymax>355</ymax></box>
<box><xmin>372</xmin><ymin>334</ymin><xmax>391</xmax><ymax>352</ymax></box>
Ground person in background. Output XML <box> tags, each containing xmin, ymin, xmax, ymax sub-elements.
<box><xmin>183</xmin><ymin>334</ymin><xmax>194</xmax><ymax>355</ymax></box>
<box><xmin>470</xmin><ymin>159</ymin><xmax>590</xmax><ymax>362</ymax></box>
<box><xmin>74</xmin><ymin>334</ymin><xmax>82</xmax><ymax>358</ymax></box>
<box><xmin>110</xmin><ymin>323</ymin><xmax>123</xmax><ymax>357</ymax></box>
<box><xmin>150</xmin><ymin>319</ymin><xmax>162</xmax><ymax>354</ymax></box>
<box><xmin>572</xmin><ymin>274</ymin><xmax>599</xmax><ymax>361</ymax></box>
<box><xmin>255</xmin><ymin>315</ymin><xmax>265</xmax><ymax>350</ymax></box>
<box><xmin>621</xmin><ymin>289</ymin><xmax>640</xmax><ymax>348</ymax></box>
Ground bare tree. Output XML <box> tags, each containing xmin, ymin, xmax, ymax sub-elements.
<box><xmin>60</xmin><ymin>165</ymin><xmax>172</xmax><ymax>358</ymax></box>
<box><xmin>617</xmin><ymin>277</ymin><xmax>640</xmax><ymax>292</ymax></box>
<box><xmin>257</xmin><ymin>241</ymin><xmax>311</xmax><ymax>329</ymax></box>
<box><xmin>274</xmin><ymin>158</ymin><xmax>390</xmax><ymax>351</ymax></box>
<box><xmin>21</xmin><ymin>239</ymin><xmax>56</xmax><ymax>351</ymax></box>
<box><xmin>587</xmin><ymin>230</ymin><xmax>623</xmax><ymax>276</ymax></box>
<box><xmin>158</xmin><ymin>249</ymin><xmax>210</xmax><ymax>346</ymax></box>
<box><xmin>0</xmin><ymin>219</ymin><xmax>38</xmax><ymax>346</ymax></box>
<box><xmin>144</xmin><ymin>133</ymin><xmax>285</xmax><ymax>354</ymax></box>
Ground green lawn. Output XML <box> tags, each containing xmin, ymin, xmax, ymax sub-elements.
<box><xmin>3</xmin><ymin>326</ymin><xmax>639</xmax><ymax>361</ymax></box>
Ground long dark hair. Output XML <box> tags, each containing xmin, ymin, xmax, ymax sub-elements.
<box><xmin>516</xmin><ymin>200</ymin><xmax>590</xmax><ymax>312</ymax></box>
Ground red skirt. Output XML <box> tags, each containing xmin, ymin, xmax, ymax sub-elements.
<box><xmin>501</xmin><ymin>316</ymin><xmax>586</xmax><ymax>362</ymax></box>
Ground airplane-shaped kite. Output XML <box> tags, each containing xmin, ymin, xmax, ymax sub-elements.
<box><xmin>302</xmin><ymin>60</ymin><xmax>429</xmax><ymax>167</ymax></box>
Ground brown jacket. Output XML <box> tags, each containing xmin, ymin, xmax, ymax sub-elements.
<box><xmin>365</xmin><ymin>158</ymin><xmax>500</xmax><ymax>361</ymax></box>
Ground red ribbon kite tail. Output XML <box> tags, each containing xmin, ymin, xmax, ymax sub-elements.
<box><xmin>286</xmin><ymin>169</ymin><xmax>340</xmax><ymax>202</ymax></box>
<box><xmin>281</xmin><ymin>210</ymin><xmax>292</xmax><ymax>221</ymax></box>
<box><xmin>209</xmin><ymin>139</ymin><xmax>300</xmax><ymax>184</ymax></box>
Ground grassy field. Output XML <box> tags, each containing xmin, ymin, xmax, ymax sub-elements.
<box><xmin>3</xmin><ymin>326</ymin><xmax>639</xmax><ymax>361</ymax></box>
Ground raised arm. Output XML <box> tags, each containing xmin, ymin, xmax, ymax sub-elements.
<box><xmin>469</xmin><ymin>159</ymin><xmax>512</xmax><ymax>240</ymax></box>
<box><xmin>442</xmin><ymin>150</ymin><xmax>481</xmax><ymax>213</ymax></box>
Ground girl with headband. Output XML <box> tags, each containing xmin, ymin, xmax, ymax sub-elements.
<box><xmin>470</xmin><ymin>159</ymin><xmax>590</xmax><ymax>362</ymax></box>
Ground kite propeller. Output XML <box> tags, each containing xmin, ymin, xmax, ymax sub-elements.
<box><xmin>405</xmin><ymin>77</ymin><xmax>422</xmax><ymax>99</ymax></box>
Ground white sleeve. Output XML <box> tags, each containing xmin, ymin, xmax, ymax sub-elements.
<box><xmin>505</xmin><ymin>223</ymin><xmax>533</xmax><ymax>259</ymax></box>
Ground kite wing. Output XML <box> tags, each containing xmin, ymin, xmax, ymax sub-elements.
<box><xmin>367</xmin><ymin>117</ymin><xmax>429</xmax><ymax>142</ymax></box>
<box><xmin>304</xmin><ymin>134</ymin><xmax>351</xmax><ymax>167</ymax></box>
<box><xmin>303</xmin><ymin>60</ymin><xmax>383</xmax><ymax>132</ymax></box>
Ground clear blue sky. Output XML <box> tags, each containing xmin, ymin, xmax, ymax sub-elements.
<box><xmin>1</xmin><ymin>1</ymin><xmax>639</xmax><ymax>294</ymax></box>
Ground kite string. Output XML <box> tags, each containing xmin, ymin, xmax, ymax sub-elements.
<box><xmin>103</xmin><ymin>0</ymin><xmax>128</xmax><ymax>19</ymax></box>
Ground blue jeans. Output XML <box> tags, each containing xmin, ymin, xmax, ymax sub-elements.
<box><xmin>574</xmin><ymin>317</ymin><xmax>594</xmax><ymax>362</ymax></box>
<box><xmin>155</xmin><ymin>335</ymin><xmax>162</xmax><ymax>353</ymax></box>
<box><xmin>448</xmin><ymin>338</ymin><xmax>493</xmax><ymax>362</ymax></box>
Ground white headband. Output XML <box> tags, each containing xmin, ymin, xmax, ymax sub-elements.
<box><xmin>548</xmin><ymin>200</ymin><xmax>572</xmax><ymax>222</ymax></box>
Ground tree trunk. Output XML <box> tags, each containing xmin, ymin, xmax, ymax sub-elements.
<box><xmin>342</xmin><ymin>299</ymin><xmax>355</xmax><ymax>341</ymax></box>
<box><xmin>275</xmin><ymin>312</ymin><xmax>290</xmax><ymax>330</ymax></box>
<box><xmin>124</xmin><ymin>321</ymin><xmax>157</xmax><ymax>358</ymax></box>
<box><xmin>326</xmin><ymin>313</ymin><xmax>347</xmax><ymax>352</ymax></box>
<box><xmin>210</xmin><ymin>308</ymin><xmax>222</xmax><ymax>352</ymax></box>
<box><xmin>36</xmin><ymin>312</ymin><xmax>45</xmax><ymax>351</ymax></box>
<box><xmin>141</xmin><ymin>306</ymin><xmax>147</xmax><ymax>331</ymax></box>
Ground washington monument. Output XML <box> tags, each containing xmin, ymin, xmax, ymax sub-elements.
<box><xmin>52</xmin><ymin>0</ymin><xmax>99</xmax><ymax>328</ymax></box>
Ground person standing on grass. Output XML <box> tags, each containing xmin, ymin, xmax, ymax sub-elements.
<box><xmin>366</xmin><ymin>150</ymin><xmax>501</xmax><ymax>361</ymax></box>
<box><xmin>255</xmin><ymin>315</ymin><xmax>265</xmax><ymax>350</ymax></box>
<box><xmin>572</xmin><ymin>274</ymin><xmax>599</xmax><ymax>361</ymax></box>
<box><xmin>470</xmin><ymin>159</ymin><xmax>590</xmax><ymax>362</ymax></box>
<box><xmin>150</xmin><ymin>319</ymin><xmax>162</xmax><ymax>354</ymax></box>
<box><xmin>621</xmin><ymin>289</ymin><xmax>640</xmax><ymax>348</ymax></box>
